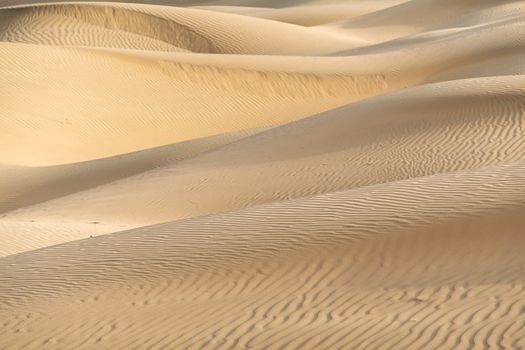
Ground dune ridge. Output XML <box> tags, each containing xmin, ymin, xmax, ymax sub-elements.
<box><xmin>1</xmin><ymin>0</ymin><xmax>525</xmax><ymax>349</ymax></box>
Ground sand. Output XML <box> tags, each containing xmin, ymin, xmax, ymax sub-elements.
<box><xmin>1</xmin><ymin>0</ymin><xmax>525</xmax><ymax>349</ymax></box>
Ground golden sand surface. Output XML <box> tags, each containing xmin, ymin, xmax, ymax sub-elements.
<box><xmin>1</xmin><ymin>0</ymin><xmax>525</xmax><ymax>348</ymax></box>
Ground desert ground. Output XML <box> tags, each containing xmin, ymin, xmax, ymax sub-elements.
<box><xmin>1</xmin><ymin>0</ymin><xmax>525</xmax><ymax>349</ymax></box>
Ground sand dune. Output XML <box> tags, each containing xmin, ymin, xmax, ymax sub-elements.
<box><xmin>0</xmin><ymin>41</ymin><xmax>392</xmax><ymax>165</ymax></box>
<box><xmin>2</xmin><ymin>161</ymin><xmax>525</xmax><ymax>348</ymax></box>
<box><xmin>1</xmin><ymin>0</ymin><xmax>525</xmax><ymax>349</ymax></box>
<box><xmin>193</xmin><ymin>1</ymin><xmax>408</xmax><ymax>27</ymax></box>
<box><xmin>0</xmin><ymin>128</ymin><xmax>262</xmax><ymax>213</ymax></box>
<box><xmin>319</xmin><ymin>0</ymin><xmax>524</xmax><ymax>42</ymax></box>
<box><xmin>5</xmin><ymin>76</ymin><xmax>525</xmax><ymax>248</ymax></box>
<box><xmin>0</xmin><ymin>3</ymin><xmax>361</xmax><ymax>54</ymax></box>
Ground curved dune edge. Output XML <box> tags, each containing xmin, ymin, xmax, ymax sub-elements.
<box><xmin>0</xmin><ymin>2</ymin><xmax>359</xmax><ymax>54</ymax></box>
<box><xmin>0</xmin><ymin>41</ymin><xmax>392</xmax><ymax>166</ymax></box>
<box><xmin>1</xmin><ymin>161</ymin><xmax>525</xmax><ymax>348</ymax></box>
<box><xmin>0</xmin><ymin>128</ymin><xmax>265</xmax><ymax>214</ymax></box>
<box><xmin>1</xmin><ymin>0</ymin><xmax>524</xmax><ymax>165</ymax></box>
<box><xmin>3</xmin><ymin>75</ymin><xmax>525</xmax><ymax>256</ymax></box>
<box><xmin>1</xmin><ymin>0</ymin><xmax>525</xmax><ymax>348</ymax></box>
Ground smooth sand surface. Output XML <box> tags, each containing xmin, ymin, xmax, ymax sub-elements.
<box><xmin>1</xmin><ymin>0</ymin><xmax>525</xmax><ymax>349</ymax></box>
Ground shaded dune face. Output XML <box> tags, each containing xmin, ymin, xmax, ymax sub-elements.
<box><xmin>1</xmin><ymin>0</ymin><xmax>525</xmax><ymax>349</ymax></box>
<box><xmin>0</xmin><ymin>4</ymin><xmax>219</xmax><ymax>52</ymax></box>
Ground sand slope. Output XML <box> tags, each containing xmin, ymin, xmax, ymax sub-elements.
<box><xmin>1</xmin><ymin>0</ymin><xmax>525</xmax><ymax>349</ymax></box>
<box><xmin>4</xmin><ymin>75</ymin><xmax>525</xmax><ymax>253</ymax></box>
<box><xmin>2</xmin><ymin>161</ymin><xmax>525</xmax><ymax>349</ymax></box>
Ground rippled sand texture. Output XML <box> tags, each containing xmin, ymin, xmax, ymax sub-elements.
<box><xmin>1</xmin><ymin>0</ymin><xmax>525</xmax><ymax>349</ymax></box>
